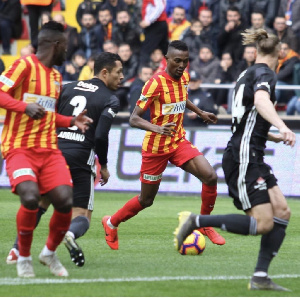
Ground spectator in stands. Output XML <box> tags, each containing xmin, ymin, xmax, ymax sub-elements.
<box><xmin>276</xmin><ymin>42</ymin><xmax>300</xmax><ymax>104</ymax></box>
<box><xmin>59</xmin><ymin>50</ymin><xmax>87</xmax><ymax>81</ymax></box>
<box><xmin>197</xmin><ymin>8</ymin><xmax>219</xmax><ymax>56</ymax></box>
<box><xmin>78</xmin><ymin>53</ymin><xmax>97</xmax><ymax>80</ymax></box>
<box><xmin>20</xmin><ymin>44</ymin><xmax>35</xmax><ymax>56</ymax></box>
<box><xmin>98</xmin><ymin>7</ymin><xmax>114</xmax><ymax>41</ymax></box>
<box><xmin>165</xmin><ymin>0</ymin><xmax>192</xmax><ymax>18</ymax></box>
<box><xmin>128</xmin><ymin>65</ymin><xmax>153</xmax><ymax>120</ymax></box>
<box><xmin>273</xmin><ymin>16</ymin><xmax>299</xmax><ymax>54</ymax></box>
<box><xmin>76</xmin><ymin>0</ymin><xmax>102</xmax><ymax>27</ymax></box>
<box><xmin>112</xmin><ymin>10</ymin><xmax>141</xmax><ymax>56</ymax></box>
<box><xmin>123</xmin><ymin>0</ymin><xmax>141</xmax><ymax>26</ymax></box>
<box><xmin>278</xmin><ymin>0</ymin><xmax>300</xmax><ymax>38</ymax></box>
<box><xmin>101</xmin><ymin>0</ymin><xmax>128</xmax><ymax>21</ymax></box>
<box><xmin>0</xmin><ymin>0</ymin><xmax>22</xmax><ymax>55</ymax></box>
<box><xmin>117</xmin><ymin>42</ymin><xmax>138</xmax><ymax>110</ymax></box>
<box><xmin>139</xmin><ymin>0</ymin><xmax>168</xmax><ymax>66</ymax></box>
<box><xmin>184</xmin><ymin>70</ymin><xmax>218</xmax><ymax>127</ymax></box>
<box><xmin>190</xmin><ymin>44</ymin><xmax>220</xmax><ymax>84</ymax></box>
<box><xmin>218</xmin><ymin>6</ymin><xmax>247</xmax><ymax>64</ymax></box>
<box><xmin>219</xmin><ymin>0</ymin><xmax>250</xmax><ymax>28</ymax></box>
<box><xmin>189</xmin><ymin>0</ymin><xmax>220</xmax><ymax>27</ymax></box>
<box><xmin>249</xmin><ymin>10</ymin><xmax>273</xmax><ymax>34</ymax></box>
<box><xmin>79</xmin><ymin>11</ymin><xmax>103</xmax><ymax>59</ymax></box>
<box><xmin>148</xmin><ymin>48</ymin><xmax>164</xmax><ymax>73</ymax></box>
<box><xmin>235</xmin><ymin>44</ymin><xmax>256</xmax><ymax>76</ymax></box>
<box><xmin>103</xmin><ymin>40</ymin><xmax>118</xmax><ymax>53</ymax></box>
<box><xmin>286</xmin><ymin>62</ymin><xmax>300</xmax><ymax>115</ymax></box>
<box><xmin>53</xmin><ymin>13</ymin><xmax>80</xmax><ymax>62</ymax></box>
<box><xmin>249</xmin><ymin>0</ymin><xmax>278</xmax><ymax>28</ymax></box>
<box><xmin>41</xmin><ymin>11</ymin><xmax>52</xmax><ymax>25</ymax></box>
<box><xmin>214</xmin><ymin>52</ymin><xmax>237</xmax><ymax>108</ymax></box>
<box><xmin>20</xmin><ymin>0</ymin><xmax>54</xmax><ymax>51</ymax></box>
<box><xmin>182</xmin><ymin>20</ymin><xmax>203</xmax><ymax>62</ymax></box>
<box><xmin>167</xmin><ymin>6</ymin><xmax>191</xmax><ymax>41</ymax></box>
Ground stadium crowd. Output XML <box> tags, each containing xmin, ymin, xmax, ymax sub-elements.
<box><xmin>1</xmin><ymin>0</ymin><xmax>300</xmax><ymax>116</ymax></box>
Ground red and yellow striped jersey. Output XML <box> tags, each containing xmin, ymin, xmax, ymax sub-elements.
<box><xmin>0</xmin><ymin>54</ymin><xmax>62</xmax><ymax>158</ymax></box>
<box><xmin>136</xmin><ymin>70</ymin><xmax>190</xmax><ymax>154</ymax></box>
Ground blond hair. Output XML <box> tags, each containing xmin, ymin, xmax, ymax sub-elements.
<box><xmin>241</xmin><ymin>29</ymin><xmax>280</xmax><ymax>56</ymax></box>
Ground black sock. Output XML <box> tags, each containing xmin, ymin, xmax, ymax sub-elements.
<box><xmin>69</xmin><ymin>216</ymin><xmax>90</xmax><ymax>239</ymax></box>
<box><xmin>196</xmin><ymin>214</ymin><xmax>257</xmax><ymax>235</ymax></box>
<box><xmin>13</xmin><ymin>206</ymin><xmax>46</xmax><ymax>250</ymax></box>
<box><xmin>254</xmin><ymin>217</ymin><xmax>288</xmax><ymax>274</ymax></box>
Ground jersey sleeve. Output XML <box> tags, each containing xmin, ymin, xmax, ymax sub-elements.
<box><xmin>253</xmin><ymin>67</ymin><xmax>277</xmax><ymax>97</ymax></box>
<box><xmin>136</xmin><ymin>77</ymin><xmax>160</xmax><ymax>111</ymax></box>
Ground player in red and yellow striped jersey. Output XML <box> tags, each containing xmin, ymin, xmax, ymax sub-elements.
<box><xmin>102</xmin><ymin>40</ymin><xmax>226</xmax><ymax>249</ymax></box>
<box><xmin>0</xmin><ymin>21</ymin><xmax>92</xmax><ymax>278</ymax></box>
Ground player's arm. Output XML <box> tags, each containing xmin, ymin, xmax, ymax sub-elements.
<box><xmin>186</xmin><ymin>99</ymin><xmax>218</xmax><ymax>124</ymax></box>
<box><xmin>254</xmin><ymin>90</ymin><xmax>296</xmax><ymax>147</ymax></box>
<box><xmin>130</xmin><ymin>106</ymin><xmax>176</xmax><ymax>136</ymax></box>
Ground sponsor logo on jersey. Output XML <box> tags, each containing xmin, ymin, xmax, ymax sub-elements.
<box><xmin>257</xmin><ymin>82</ymin><xmax>270</xmax><ymax>93</ymax></box>
<box><xmin>0</xmin><ymin>75</ymin><xmax>14</xmax><ymax>87</ymax></box>
<box><xmin>23</xmin><ymin>93</ymin><xmax>56</xmax><ymax>112</ymax></box>
<box><xmin>139</xmin><ymin>95</ymin><xmax>148</xmax><ymax>102</ymax></box>
<box><xmin>254</xmin><ymin>177</ymin><xmax>267</xmax><ymax>190</ymax></box>
<box><xmin>108</xmin><ymin>108</ymin><xmax>117</xmax><ymax>117</ymax></box>
<box><xmin>13</xmin><ymin>168</ymin><xmax>36</xmax><ymax>179</ymax></box>
<box><xmin>143</xmin><ymin>173</ymin><xmax>162</xmax><ymax>181</ymax></box>
<box><xmin>57</xmin><ymin>131</ymin><xmax>85</xmax><ymax>142</ymax></box>
<box><xmin>74</xmin><ymin>81</ymin><xmax>99</xmax><ymax>92</ymax></box>
<box><xmin>162</xmin><ymin>101</ymin><xmax>186</xmax><ymax>115</ymax></box>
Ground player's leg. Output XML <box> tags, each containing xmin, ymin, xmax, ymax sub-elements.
<box><xmin>7</xmin><ymin>198</ymin><xmax>50</xmax><ymax>265</ymax></box>
<box><xmin>102</xmin><ymin>151</ymin><xmax>168</xmax><ymax>249</ymax></box>
<box><xmin>173</xmin><ymin>141</ymin><xmax>225</xmax><ymax>245</ymax></box>
<box><xmin>38</xmin><ymin>150</ymin><xmax>73</xmax><ymax>277</ymax></box>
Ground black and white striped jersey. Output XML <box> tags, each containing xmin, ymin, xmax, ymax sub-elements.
<box><xmin>56</xmin><ymin>78</ymin><xmax>120</xmax><ymax>165</ymax></box>
<box><xmin>227</xmin><ymin>63</ymin><xmax>277</xmax><ymax>163</ymax></box>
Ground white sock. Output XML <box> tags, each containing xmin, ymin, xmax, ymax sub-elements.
<box><xmin>107</xmin><ymin>217</ymin><xmax>117</xmax><ymax>229</ymax></box>
<box><xmin>18</xmin><ymin>255</ymin><xmax>32</xmax><ymax>262</ymax></box>
<box><xmin>253</xmin><ymin>271</ymin><xmax>268</xmax><ymax>277</ymax></box>
<box><xmin>65</xmin><ymin>231</ymin><xmax>75</xmax><ymax>239</ymax></box>
<box><xmin>41</xmin><ymin>245</ymin><xmax>55</xmax><ymax>256</ymax></box>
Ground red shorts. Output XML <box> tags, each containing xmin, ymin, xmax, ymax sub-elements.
<box><xmin>5</xmin><ymin>148</ymin><xmax>73</xmax><ymax>194</ymax></box>
<box><xmin>140</xmin><ymin>139</ymin><xmax>202</xmax><ymax>184</ymax></box>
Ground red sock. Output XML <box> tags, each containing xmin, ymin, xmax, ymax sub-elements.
<box><xmin>110</xmin><ymin>195</ymin><xmax>143</xmax><ymax>227</ymax></box>
<box><xmin>17</xmin><ymin>205</ymin><xmax>38</xmax><ymax>257</ymax></box>
<box><xmin>46</xmin><ymin>210</ymin><xmax>72</xmax><ymax>251</ymax></box>
<box><xmin>201</xmin><ymin>184</ymin><xmax>217</xmax><ymax>215</ymax></box>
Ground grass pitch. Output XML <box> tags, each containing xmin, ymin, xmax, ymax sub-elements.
<box><xmin>0</xmin><ymin>189</ymin><xmax>299</xmax><ymax>297</ymax></box>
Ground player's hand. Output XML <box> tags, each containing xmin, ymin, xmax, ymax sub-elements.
<box><xmin>156</xmin><ymin>122</ymin><xmax>176</xmax><ymax>137</ymax></box>
<box><xmin>279</xmin><ymin>126</ymin><xmax>296</xmax><ymax>147</ymax></box>
<box><xmin>72</xmin><ymin>109</ymin><xmax>93</xmax><ymax>133</ymax></box>
<box><xmin>25</xmin><ymin>103</ymin><xmax>45</xmax><ymax>120</ymax></box>
<box><xmin>199</xmin><ymin>111</ymin><xmax>218</xmax><ymax>124</ymax></box>
<box><xmin>99</xmin><ymin>166</ymin><xmax>110</xmax><ymax>186</ymax></box>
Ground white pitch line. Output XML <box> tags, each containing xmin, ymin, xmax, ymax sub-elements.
<box><xmin>0</xmin><ymin>274</ymin><xmax>299</xmax><ymax>286</ymax></box>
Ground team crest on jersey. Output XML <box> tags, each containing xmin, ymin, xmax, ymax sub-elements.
<box><xmin>139</xmin><ymin>95</ymin><xmax>148</xmax><ymax>102</ymax></box>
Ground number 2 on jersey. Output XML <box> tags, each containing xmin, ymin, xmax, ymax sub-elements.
<box><xmin>68</xmin><ymin>95</ymin><xmax>87</xmax><ymax>131</ymax></box>
<box><xmin>231</xmin><ymin>84</ymin><xmax>245</xmax><ymax>133</ymax></box>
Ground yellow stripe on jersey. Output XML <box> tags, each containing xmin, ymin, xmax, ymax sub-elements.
<box><xmin>38</xmin><ymin>64</ymin><xmax>47</xmax><ymax>95</ymax></box>
<box><xmin>27</xmin><ymin>57</ymin><xmax>37</xmax><ymax>95</ymax></box>
<box><xmin>1</xmin><ymin>112</ymin><xmax>16</xmax><ymax>153</ymax></box>
<box><xmin>27</xmin><ymin>118</ymin><xmax>40</xmax><ymax>148</ymax></box>
<box><xmin>40</xmin><ymin>112</ymin><xmax>52</xmax><ymax>148</ymax></box>
<box><xmin>14</xmin><ymin>113</ymin><xmax>29</xmax><ymax>149</ymax></box>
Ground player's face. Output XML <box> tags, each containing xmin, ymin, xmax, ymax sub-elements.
<box><xmin>106</xmin><ymin>60</ymin><xmax>124</xmax><ymax>90</ymax></box>
<box><xmin>166</xmin><ymin>49</ymin><xmax>189</xmax><ymax>80</ymax></box>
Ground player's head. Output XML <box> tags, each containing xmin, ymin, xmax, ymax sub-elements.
<box><xmin>165</xmin><ymin>40</ymin><xmax>189</xmax><ymax>80</ymax></box>
<box><xmin>94</xmin><ymin>52</ymin><xmax>124</xmax><ymax>90</ymax></box>
<box><xmin>241</xmin><ymin>29</ymin><xmax>280</xmax><ymax>58</ymax></box>
<box><xmin>37</xmin><ymin>21</ymin><xmax>67</xmax><ymax>66</ymax></box>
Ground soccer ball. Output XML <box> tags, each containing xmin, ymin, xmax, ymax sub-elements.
<box><xmin>179</xmin><ymin>230</ymin><xmax>206</xmax><ymax>255</ymax></box>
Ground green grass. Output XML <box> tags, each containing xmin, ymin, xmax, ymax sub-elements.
<box><xmin>0</xmin><ymin>189</ymin><xmax>299</xmax><ymax>297</ymax></box>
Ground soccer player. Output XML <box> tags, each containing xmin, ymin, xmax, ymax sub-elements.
<box><xmin>0</xmin><ymin>21</ymin><xmax>92</xmax><ymax>278</ymax></box>
<box><xmin>174</xmin><ymin>29</ymin><xmax>296</xmax><ymax>291</ymax></box>
<box><xmin>6</xmin><ymin>52</ymin><xmax>123</xmax><ymax>267</ymax></box>
<box><xmin>102</xmin><ymin>40</ymin><xmax>226</xmax><ymax>250</ymax></box>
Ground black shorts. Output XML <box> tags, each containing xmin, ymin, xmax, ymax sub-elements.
<box><xmin>61</xmin><ymin>147</ymin><xmax>96</xmax><ymax>211</ymax></box>
<box><xmin>222</xmin><ymin>148</ymin><xmax>277</xmax><ymax>211</ymax></box>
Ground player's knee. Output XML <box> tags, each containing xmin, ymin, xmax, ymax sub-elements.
<box><xmin>52</xmin><ymin>187</ymin><xmax>73</xmax><ymax>213</ymax></box>
<box><xmin>19</xmin><ymin>191</ymin><xmax>40</xmax><ymax>210</ymax></box>
<box><xmin>202</xmin><ymin>171</ymin><xmax>218</xmax><ymax>186</ymax></box>
<box><xmin>273</xmin><ymin>201</ymin><xmax>291</xmax><ymax>221</ymax></box>
<box><xmin>139</xmin><ymin>196</ymin><xmax>154</xmax><ymax>208</ymax></box>
<box><xmin>257</xmin><ymin>217</ymin><xmax>274</xmax><ymax>234</ymax></box>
